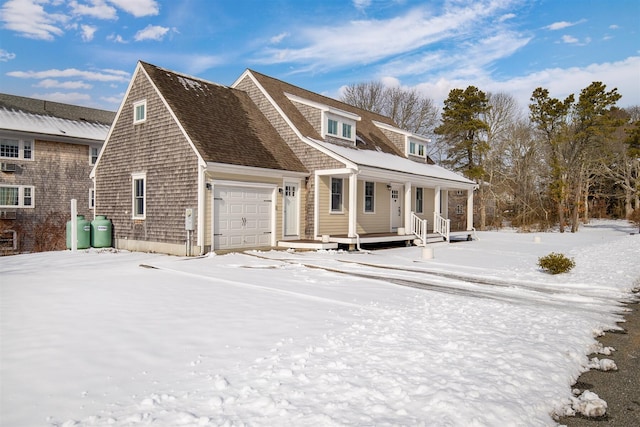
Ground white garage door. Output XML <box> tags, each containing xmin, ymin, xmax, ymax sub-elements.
<box><xmin>214</xmin><ymin>186</ymin><xmax>273</xmax><ymax>250</ymax></box>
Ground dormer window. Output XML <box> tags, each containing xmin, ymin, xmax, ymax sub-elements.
<box><xmin>324</xmin><ymin>112</ymin><xmax>356</xmax><ymax>143</ymax></box>
<box><xmin>408</xmin><ymin>138</ymin><xmax>426</xmax><ymax>158</ymax></box>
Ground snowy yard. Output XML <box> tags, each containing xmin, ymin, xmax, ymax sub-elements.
<box><xmin>1</xmin><ymin>220</ymin><xmax>639</xmax><ymax>426</ymax></box>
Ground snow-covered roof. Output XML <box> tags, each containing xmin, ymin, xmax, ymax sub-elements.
<box><xmin>0</xmin><ymin>106</ymin><xmax>111</xmax><ymax>142</ymax></box>
<box><xmin>312</xmin><ymin>138</ymin><xmax>476</xmax><ymax>188</ymax></box>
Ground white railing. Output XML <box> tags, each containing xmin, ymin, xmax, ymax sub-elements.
<box><xmin>433</xmin><ymin>212</ymin><xmax>451</xmax><ymax>242</ymax></box>
<box><xmin>410</xmin><ymin>212</ymin><xmax>427</xmax><ymax>246</ymax></box>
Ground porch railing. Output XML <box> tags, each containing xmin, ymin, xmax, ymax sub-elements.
<box><xmin>433</xmin><ymin>212</ymin><xmax>451</xmax><ymax>242</ymax></box>
<box><xmin>410</xmin><ymin>212</ymin><xmax>427</xmax><ymax>246</ymax></box>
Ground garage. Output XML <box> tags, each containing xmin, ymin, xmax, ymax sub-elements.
<box><xmin>213</xmin><ymin>185</ymin><xmax>274</xmax><ymax>250</ymax></box>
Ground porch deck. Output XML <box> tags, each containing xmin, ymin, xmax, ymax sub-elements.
<box><xmin>277</xmin><ymin>230</ymin><xmax>474</xmax><ymax>251</ymax></box>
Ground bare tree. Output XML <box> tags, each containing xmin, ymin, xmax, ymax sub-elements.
<box><xmin>341</xmin><ymin>81</ymin><xmax>440</xmax><ymax>157</ymax></box>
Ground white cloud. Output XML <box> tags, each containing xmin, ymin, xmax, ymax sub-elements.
<box><xmin>69</xmin><ymin>0</ymin><xmax>117</xmax><ymax>20</ymax></box>
<box><xmin>270</xmin><ymin>32</ymin><xmax>289</xmax><ymax>44</ymax></box>
<box><xmin>411</xmin><ymin>56</ymin><xmax>640</xmax><ymax>111</ymax></box>
<box><xmin>182</xmin><ymin>55</ymin><xmax>224</xmax><ymax>75</ymax></box>
<box><xmin>80</xmin><ymin>24</ymin><xmax>97</xmax><ymax>41</ymax></box>
<box><xmin>0</xmin><ymin>0</ymin><xmax>68</xmax><ymax>40</ymax></box>
<box><xmin>7</xmin><ymin>67</ymin><xmax>130</xmax><ymax>82</ymax></box>
<box><xmin>106</xmin><ymin>0</ymin><xmax>159</xmax><ymax>17</ymax></box>
<box><xmin>34</xmin><ymin>79</ymin><xmax>93</xmax><ymax>89</ymax></box>
<box><xmin>134</xmin><ymin>24</ymin><xmax>169</xmax><ymax>41</ymax></box>
<box><xmin>353</xmin><ymin>0</ymin><xmax>371</xmax><ymax>10</ymax></box>
<box><xmin>498</xmin><ymin>13</ymin><xmax>516</xmax><ymax>22</ymax></box>
<box><xmin>107</xmin><ymin>33</ymin><xmax>127</xmax><ymax>43</ymax></box>
<box><xmin>545</xmin><ymin>19</ymin><xmax>586</xmax><ymax>31</ymax></box>
<box><xmin>0</xmin><ymin>48</ymin><xmax>16</xmax><ymax>61</ymax></box>
<box><xmin>609</xmin><ymin>24</ymin><xmax>619</xmax><ymax>30</ymax></box>
<box><xmin>562</xmin><ymin>34</ymin><xmax>578</xmax><ymax>44</ymax></box>
<box><xmin>257</xmin><ymin>1</ymin><xmax>517</xmax><ymax>70</ymax></box>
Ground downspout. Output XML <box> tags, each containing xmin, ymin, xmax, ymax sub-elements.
<box><xmin>198</xmin><ymin>164</ymin><xmax>206</xmax><ymax>255</ymax></box>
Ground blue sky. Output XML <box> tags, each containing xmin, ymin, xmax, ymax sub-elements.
<box><xmin>0</xmin><ymin>0</ymin><xmax>638</xmax><ymax>113</ymax></box>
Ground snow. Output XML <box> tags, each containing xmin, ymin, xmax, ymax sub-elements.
<box><xmin>311</xmin><ymin>138</ymin><xmax>476</xmax><ymax>187</ymax></box>
<box><xmin>1</xmin><ymin>220</ymin><xmax>638</xmax><ymax>426</ymax></box>
<box><xmin>0</xmin><ymin>107</ymin><xmax>110</xmax><ymax>141</ymax></box>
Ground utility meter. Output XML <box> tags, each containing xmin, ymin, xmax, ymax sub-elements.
<box><xmin>185</xmin><ymin>208</ymin><xmax>195</xmax><ymax>231</ymax></box>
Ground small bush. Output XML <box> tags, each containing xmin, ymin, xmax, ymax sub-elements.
<box><xmin>538</xmin><ymin>252</ymin><xmax>576</xmax><ymax>274</ymax></box>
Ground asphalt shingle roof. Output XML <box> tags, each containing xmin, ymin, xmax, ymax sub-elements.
<box><xmin>140</xmin><ymin>62</ymin><xmax>307</xmax><ymax>173</ymax></box>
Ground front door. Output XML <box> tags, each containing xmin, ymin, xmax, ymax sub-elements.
<box><xmin>283</xmin><ymin>182</ymin><xmax>299</xmax><ymax>237</ymax></box>
<box><xmin>390</xmin><ymin>185</ymin><xmax>403</xmax><ymax>231</ymax></box>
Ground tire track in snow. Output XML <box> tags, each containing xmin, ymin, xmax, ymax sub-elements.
<box><xmin>244</xmin><ymin>253</ymin><xmax>624</xmax><ymax>315</ymax></box>
<box><xmin>138</xmin><ymin>263</ymin><xmax>385</xmax><ymax>312</ymax></box>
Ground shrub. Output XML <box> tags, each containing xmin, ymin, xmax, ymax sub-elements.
<box><xmin>538</xmin><ymin>252</ymin><xmax>576</xmax><ymax>274</ymax></box>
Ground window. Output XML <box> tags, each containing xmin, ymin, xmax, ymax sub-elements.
<box><xmin>456</xmin><ymin>205</ymin><xmax>464</xmax><ymax>215</ymax></box>
<box><xmin>89</xmin><ymin>188</ymin><xmax>95</xmax><ymax>209</ymax></box>
<box><xmin>364</xmin><ymin>181</ymin><xmax>375</xmax><ymax>213</ymax></box>
<box><xmin>416</xmin><ymin>187</ymin><xmax>423</xmax><ymax>213</ymax></box>
<box><xmin>132</xmin><ymin>173</ymin><xmax>146</xmax><ymax>219</ymax></box>
<box><xmin>342</xmin><ymin>123</ymin><xmax>352</xmax><ymax>139</ymax></box>
<box><xmin>330</xmin><ymin>177</ymin><xmax>343</xmax><ymax>212</ymax></box>
<box><xmin>327</xmin><ymin>119</ymin><xmax>338</xmax><ymax>136</ymax></box>
<box><xmin>1</xmin><ymin>138</ymin><xmax>33</xmax><ymax>160</ymax></box>
<box><xmin>133</xmin><ymin>100</ymin><xmax>147</xmax><ymax>124</ymax></box>
<box><xmin>90</xmin><ymin>146</ymin><xmax>99</xmax><ymax>165</ymax></box>
<box><xmin>0</xmin><ymin>185</ymin><xmax>35</xmax><ymax>208</ymax></box>
<box><xmin>324</xmin><ymin>113</ymin><xmax>356</xmax><ymax>142</ymax></box>
<box><xmin>408</xmin><ymin>139</ymin><xmax>426</xmax><ymax>158</ymax></box>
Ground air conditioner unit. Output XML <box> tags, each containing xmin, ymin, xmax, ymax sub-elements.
<box><xmin>1</xmin><ymin>162</ymin><xmax>17</xmax><ymax>172</ymax></box>
<box><xmin>0</xmin><ymin>210</ymin><xmax>17</xmax><ymax>220</ymax></box>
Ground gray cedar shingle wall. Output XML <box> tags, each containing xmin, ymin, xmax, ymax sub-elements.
<box><xmin>95</xmin><ymin>68</ymin><xmax>199</xmax><ymax>246</ymax></box>
<box><xmin>235</xmin><ymin>75</ymin><xmax>344</xmax><ymax>238</ymax></box>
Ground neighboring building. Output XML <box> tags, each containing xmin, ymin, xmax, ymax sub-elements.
<box><xmin>0</xmin><ymin>94</ymin><xmax>115</xmax><ymax>253</ymax></box>
<box><xmin>93</xmin><ymin>61</ymin><xmax>476</xmax><ymax>256</ymax></box>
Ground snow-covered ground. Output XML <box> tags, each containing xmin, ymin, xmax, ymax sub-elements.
<box><xmin>1</xmin><ymin>220</ymin><xmax>639</xmax><ymax>427</ymax></box>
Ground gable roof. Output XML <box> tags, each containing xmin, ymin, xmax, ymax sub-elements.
<box><xmin>140</xmin><ymin>62</ymin><xmax>307</xmax><ymax>173</ymax></box>
<box><xmin>244</xmin><ymin>70</ymin><xmax>403</xmax><ymax>156</ymax></box>
<box><xmin>0</xmin><ymin>93</ymin><xmax>114</xmax><ymax>142</ymax></box>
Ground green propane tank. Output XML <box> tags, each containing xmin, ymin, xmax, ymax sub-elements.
<box><xmin>66</xmin><ymin>215</ymin><xmax>91</xmax><ymax>249</ymax></box>
<box><xmin>91</xmin><ymin>215</ymin><xmax>112</xmax><ymax>248</ymax></box>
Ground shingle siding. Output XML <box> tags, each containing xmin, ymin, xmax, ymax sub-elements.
<box><xmin>1</xmin><ymin>139</ymin><xmax>94</xmax><ymax>251</ymax></box>
<box><xmin>235</xmin><ymin>75</ymin><xmax>343</xmax><ymax>238</ymax></box>
<box><xmin>94</xmin><ymin>69</ymin><xmax>199</xmax><ymax>251</ymax></box>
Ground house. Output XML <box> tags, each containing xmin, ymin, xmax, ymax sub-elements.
<box><xmin>0</xmin><ymin>94</ymin><xmax>115</xmax><ymax>253</ymax></box>
<box><xmin>93</xmin><ymin>61</ymin><xmax>476</xmax><ymax>256</ymax></box>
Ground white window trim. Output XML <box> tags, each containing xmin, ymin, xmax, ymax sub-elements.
<box><xmin>0</xmin><ymin>185</ymin><xmax>35</xmax><ymax>208</ymax></box>
<box><xmin>133</xmin><ymin>100</ymin><xmax>147</xmax><ymax>124</ymax></box>
<box><xmin>324</xmin><ymin>112</ymin><xmax>356</xmax><ymax>143</ymax></box>
<box><xmin>89</xmin><ymin>146</ymin><xmax>100</xmax><ymax>165</ymax></box>
<box><xmin>132</xmin><ymin>172</ymin><xmax>146</xmax><ymax>219</ymax></box>
<box><xmin>0</xmin><ymin>137</ymin><xmax>34</xmax><ymax>161</ymax></box>
<box><xmin>363</xmin><ymin>181</ymin><xmax>375</xmax><ymax>214</ymax></box>
<box><xmin>407</xmin><ymin>137</ymin><xmax>426</xmax><ymax>158</ymax></box>
<box><xmin>89</xmin><ymin>188</ymin><xmax>95</xmax><ymax>210</ymax></box>
<box><xmin>330</xmin><ymin>177</ymin><xmax>344</xmax><ymax>214</ymax></box>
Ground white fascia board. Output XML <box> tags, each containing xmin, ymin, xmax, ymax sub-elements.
<box><xmin>357</xmin><ymin>165</ymin><xmax>477</xmax><ymax>190</ymax></box>
<box><xmin>233</xmin><ymin>71</ymin><xmax>357</xmax><ymax>170</ymax></box>
<box><xmin>91</xmin><ymin>62</ymin><xmax>143</xmax><ymax>179</ymax></box>
<box><xmin>207</xmin><ymin>162</ymin><xmax>308</xmax><ymax>179</ymax></box>
<box><xmin>372</xmin><ymin>120</ymin><xmax>431</xmax><ymax>143</ymax></box>
<box><xmin>284</xmin><ymin>92</ymin><xmax>361</xmax><ymax>121</ymax></box>
<box><xmin>314</xmin><ymin>167</ymin><xmax>357</xmax><ymax>177</ymax></box>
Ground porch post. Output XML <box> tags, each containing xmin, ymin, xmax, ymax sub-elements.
<box><xmin>348</xmin><ymin>172</ymin><xmax>357</xmax><ymax>237</ymax></box>
<box><xmin>404</xmin><ymin>182</ymin><xmax>412</xmax><ymax>233</ymax></box>
<box><xmin>434</xmin><ymin>186</ymin><xmax>441</xmax><ymax>216</ymax></box>
<box><xmin>467</xmin><ymin>188</ymin><xmax>474</xmax><ymax>230</ymax></box>
<box><xmin>442</xmin><ymin>189</ymin><xmax>449</xmax><ymax>218</ymax></box>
